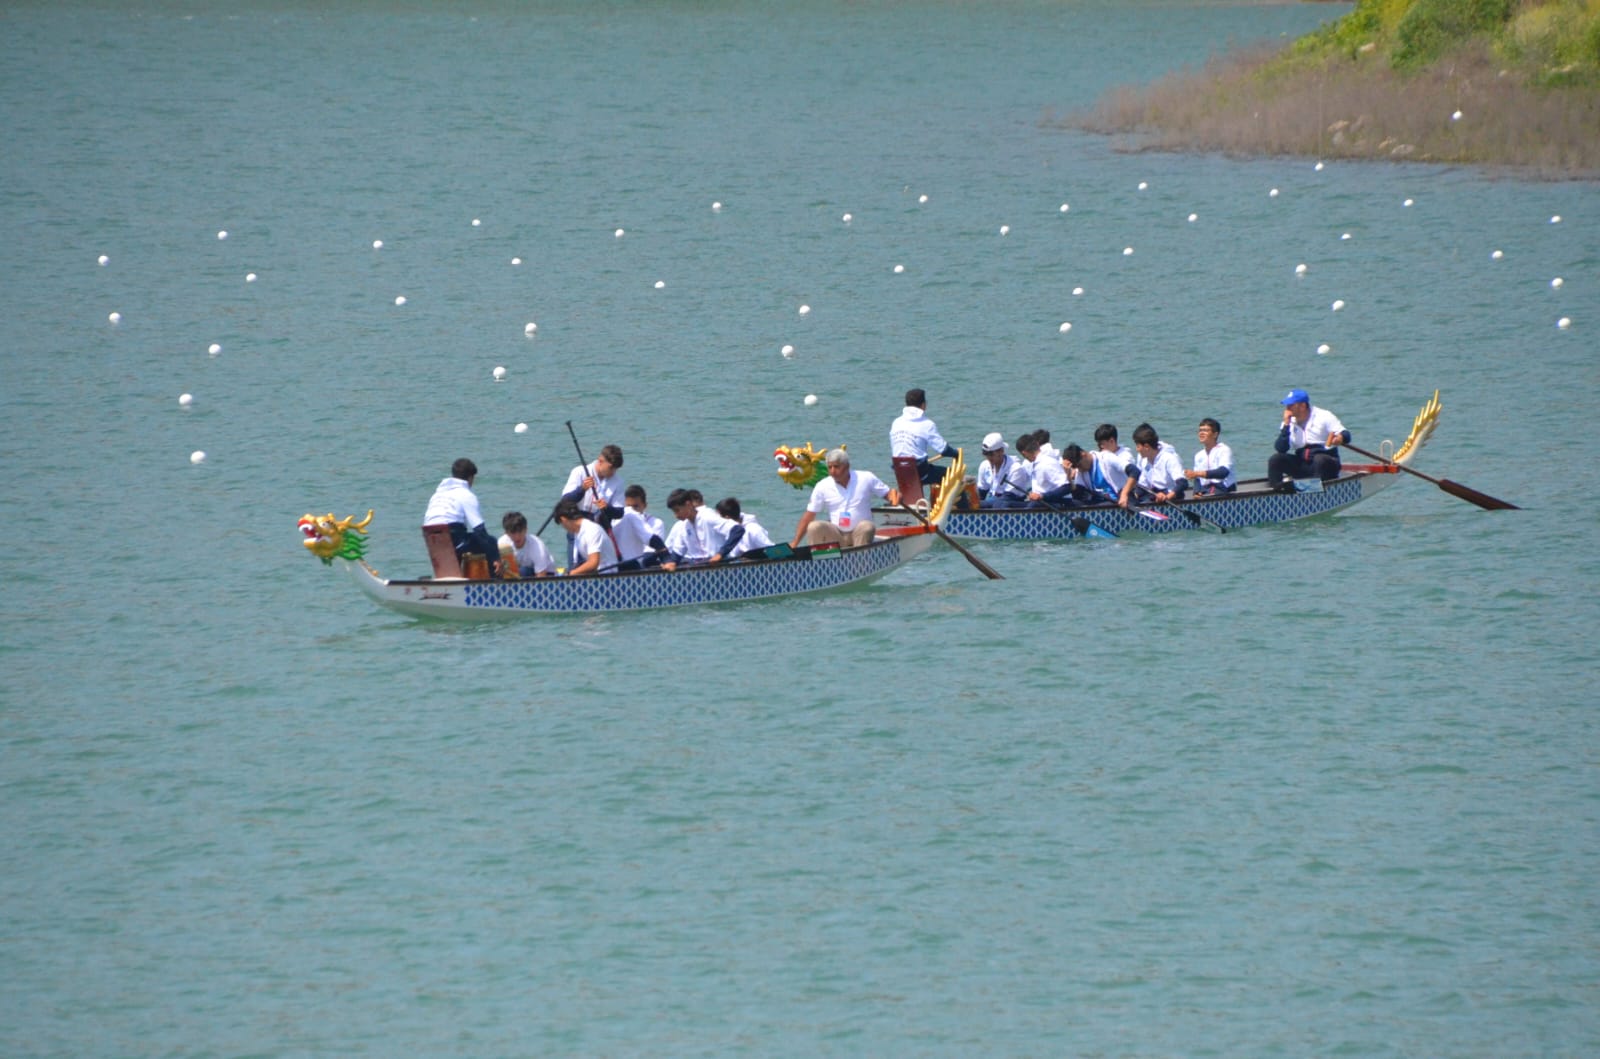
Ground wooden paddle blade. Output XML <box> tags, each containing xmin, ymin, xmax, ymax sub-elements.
<box><xmin>1440</xmin><ymin>478</ymin><xmax>1520</xmax><ymax>510</ymax></box>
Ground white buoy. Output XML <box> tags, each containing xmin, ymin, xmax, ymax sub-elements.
<box><xmin>1558</xmin><ymin>317</ymin><xmax>1571</xmax><ymax>330</ymax></box>
<box><xmin>208</xmin><ymin>342</ymin><xmax>221</xmax><ymax>355</ymax></box>
<box><xmin>394</xmin><ymin>295</ymin><xmax>407</xmax><ymax>305</ymax></box>
<box><xmin>1122</xmin><ymin>246</ymin><xmax>1133</xmax><ymax>256</ymax></box>
<box><xmin>1404</xmin><ymin>198</ymin><xmax>1414</xmax><ymax>207</ymax></box>
<box><xmin>1269</xmin><ymin>188</ymin><xmax>1279</xmax><ymax>198</ymax></box>
<box><xmin>1552</xmin><ymin>277</ymin><xmax>1564</xmax><ymax>289</ymax></box>
<box><xmin>781</xmin><ymin>344</ymin><xmax>794</xmax><ymax>358</ymax></box>
<box><xmin>999</xmin><ymin>225</ymin><xmax>1010</xmax><ymax>235</ymax></box>
<box><xmin>217</xmin><ymin>230</ymin><xmax>228</xmax><ymax>240</ymax></box>
<box><xmin>1451</xmin><ymin>110</ymin><xmax>1463</xmax><ymax>121</ymax></box>
<box><xmin>190</xmin><ymin>450</ymin><xmax>206</xmax><ymax>464</ymax></box>
<box><xmin>1332</xmin><ymin>299</ymin><xmax>1345</xmax><ymax>311</ymax></box>
<box><xmin>614</xmin><ymin>228</ymin><xmax>625</xmax><ymax>238</ymax></box>
<box><xmin>524</xmin><ymin>322</ymin><xmax>538</xmax><ymax>335</ymax></box>
<box><xmin>712</xmin><ymin>201</ymin><xmax>722</xmax><ymax>211</ymax></box>
<box><xmin>98</xmin><ymin>254</ymin><xmax>109</xmax><ymax>266</ymax></box>
<box><xmin>1058</xmin><ymin>322</ymin><xmax>1072</xmax><ymax>334</ymax></box>
<box><xmin>472</xmin><ymin>218</ymin><xmax>481</xmax><ymax>227</ymax></box>
<box><xmin>1551</xmin><ymin>215</ymin><xmax>1562</xmax><ymax>224</ymax></box>
<box><xmin>1137</xmin><ymin>181</ymin><xmax>1148</xmax><ymax>190</ymax></box>
<box><xmin>1315</xmin><ymin>161</ymin><xmax>1325</xmax><ymax>171</ymax></box>
<box><xmin>1059</xmin><ymin>203</ymin><xmax>1070</xmax><ymax>213</ymax></box>
<box><xmin>178</xmin><ymin>393</ymin><xmax>193</xmax><ymax>407</ymax></box>
<box><xmin>245</xmin><ymin>273</ymin><xmax>257</xmax><ymax>282</ymax></box>
<box><xmin>108</xmin><ymin>311</ymin><xmax>121</xmax><ymax>324</ymax></box>
<box><xmin>511</xmin><ymin>257</ymin><xmax>521</xmax><ymax>265</ymax></box>
<box><xmin>798</xmin><ymin>304</ymin><xmax>810</xmax><ymax>315</ymax></box>
<box><xmin>1491</xmin><ymin>250</ymin><xmax>1504</xmax><ymax>260</ymax></box>
<box><xmin>919</xmin><ymin>194</ymin><xmax>928</xmax><ymax>204</ymax></box>
<box><xmin>1072</xmin><ymin>287</ymin><xmax>1084</xmax><ymax>296</ymax></box>
<box><xmin>1317</xmin><ymin>343</ymin><xmax>1331</xmax><ymax>355</ymax></box>
<box><xmin>514</xmin><ymin>422</ymin><xmax>528</xmax><ymax>434</ymax></box>
<box><xmin>842</xmin><ymin>213</ymin><xmax>852</xmax><ymax>223</ymax></box>
<box><xmin>654</xmin><ymin>280</ymin><xmax>665</xmax><ymax>289</ymax></box>
<box><xmin>1187</xmin><ymin>213</ymin><xmax>1198</xmax><ymax>223</ymax></box>
<box><xmin>493</xmin><ymin>366</ymin><xmax>507</xmax><ymax>381</ymax></box>
<box><xmin>804</xmin><ymin>394</ymin><xmax>818</xmax><ymax>406</ymax></box>
<box><xmin>373</xmin><ymin>240</ymin><xmax>383</xmax><ymax>249</ymax></box>
<box><xmin>1341</xmin><ymin>232</ymin><xmax>1352</xmax><ymax>241</ymax></box>
<box><xmin>893</xmin><ymin>264</ymin><xmax>904</xmax><ymax>274</ymax></box>
<box><xmin>1295</xmin><ymin>263</ymin><xmax>1308</xmax><ymax>276</ymax></box>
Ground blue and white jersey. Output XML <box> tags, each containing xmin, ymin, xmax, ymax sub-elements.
<box><xmin>1192</xmin><ymin>441</ymin><xmax>1236</xmax><ymax>490</ymax></box>
<box><xmin>561</xmin><ymin>462</ymin><xmax>625</xmax><ymax>516</ymax></box>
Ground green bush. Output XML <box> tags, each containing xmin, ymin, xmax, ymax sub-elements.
<box><xmin>1394</xmin><ymin>0</ymin><xmax>1513</xmax><ymax>68</ymax></box>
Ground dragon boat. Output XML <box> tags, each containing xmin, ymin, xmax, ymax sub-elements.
<box><xmin>298</xmin><ymin>459</ymin><xmax>966</xmax><ymax>619</ymax></box>
<box><xmin>863</xmin><ymin>392</ymin><xmax>1444</xmax><ymax>541</ymax></box>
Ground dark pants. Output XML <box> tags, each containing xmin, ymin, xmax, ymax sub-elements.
<box><xmin>1269</xmin><ymin>450</ymin><xmax>1341</xmax><ymax>485</ymax></box>
<box><xmin>448</xmin><ymin>521</ymin><xmax>499</xmax><ymax>565</ymax></box>
<box><xmin>915</xmin><ymin>459</ymin><xmax>944</xmax><ymax>484</ymax></box>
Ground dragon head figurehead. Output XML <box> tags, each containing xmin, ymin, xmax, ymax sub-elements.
<box><xmin>774</xmin><ymin>442</ymin><xmax>837</xmax><ymax>489</ymax></box>
<box><xmin>298</xmin><ymin>510</ymin><xmax>374</xmax><ymax>565</ymax></box>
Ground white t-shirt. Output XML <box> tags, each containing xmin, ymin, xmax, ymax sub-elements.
<box><xmin>1093</xmin><ymin>446</ymin><xmax>1135</xmax><ymax>494</ymax></box>
<box><xmin>1287</xmin><ymin>406</ymin><xmax>1347</xmax><ymax>451</ymax></box>
<box><xmin>807</xmin><ymin>470</ymin><xmax>892</xmax><ymax>531</ymax></box>
<box><xmin>608</xmin><ymin>509</ymin><xmax>659</xmax><ymax>563</ymax></box>
<box><xmin>497</xmin><ymin>532</ymin><xmax>554</xmax><ymax>575</ymax></box>
<box><xmin>1192</xmin><ymin>441</ymin><xmax>1236</xmax><ymax>490</ymax></box>
<box><xmin>1028</xmin><ymin>452</ymin><xmax>1068</xmax><ymax>494</ymax></box>
<box><xmin>666</xmin><ymin>517</ymin><xmax>710</xmax><ymax>560</ymax></box>
<box><xmin>562</xmin><ymin>462</ymin><xmax>625</xmax><ymax>516</ymax></box>
<box><xmin>569</xmin><ymin>519</ymin><xmax>618</xmax><ymax>572</ymax></box>
<box><xmin>696</xmin><ymin>510</ymin><xmax>744</xmax><ymax>558</ymax></box>
<box><xmin>977</xmin><ymin>455</ymin><xmax>1030</xmax><ymax>499</ymax></box>
<box><xmin>423</xmin><ymin>477</ymin><xmax>485</xmax><ymax>528</ymax></box>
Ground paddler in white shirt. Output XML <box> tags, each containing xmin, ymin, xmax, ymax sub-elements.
<box><xmin>1185</xmin><ymin>417</ymin><xmax>1237</xmax><ymax>495</ymax></box>
<box><xmin>555</xmin><ymin>499</ymin><xmax>618</xmax><ymax>575</ymax></box>
<box><xmin>1091</xmin><ymin>424</ymin><xmax>1136</xmax><ymax>502</ymax></box>
<box><xmin>497</xmin><ymin>511</ymin><xmax>555</xmax><ymax>578</ymax></box>
<box><xmin>662</xmin><ymin>488</ymin><xmax>744</xmax><ymax>569</ymax></box>
<box><xmin>1269</xmin><ymin>388</ymin><xmax>1350</xmax><ymax>489</ymax></box>
<box><xmin>1017</xmin><ymin>432</ymin><xmax>1072</xmax><ymax>506</ymax></box>
<box><xmin>792</xmin><ymin>448</ymin><xmax>899</xmax><ymax>548</ymax></box>
<box><xmin>715</xmin><ymin>497</ymin><xmax>774</xmax><ymax>558</ymax></box>
<box><xmin>1123</xmin><ymin>423</ymin><xmax>1188</xmax><ymax>507</ymax></box>
<box><xmin>974</xmin><ymin>432</ymin><xmax>1031</xmax><ymax>508</ymax></box>
<box><xmin>559</xmin><ymin>443</ymin><xmax>626</xmax><ymax>519</ymax></box>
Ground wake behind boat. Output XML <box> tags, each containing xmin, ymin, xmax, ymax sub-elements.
<box><xmin>873</xmin><ymin>392</ymin><xmax>1446</xmax><ymax>541</ymax></box>
<box><xmin>299</xmin><ymin>460</ymin><xmax>966</xmax><ymax>619</ymax></box>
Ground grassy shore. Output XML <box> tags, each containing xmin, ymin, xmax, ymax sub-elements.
<box><xmin>1066</xmin><ymin>0</ymin><xmax>1600</xmax><ymax>178</ymax></box>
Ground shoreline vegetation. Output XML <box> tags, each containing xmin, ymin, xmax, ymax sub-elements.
<box><xmin>1064</xmin><ymin>0</ymin><xmax>1600</xmax><ymax>178</ymax></box>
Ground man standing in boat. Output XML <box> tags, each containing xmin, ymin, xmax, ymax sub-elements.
<box><xmin>1269</xmin><ymin>389</ymin><xmax>1350</xmax><ymax>489</ymax></box>
<box><xmin>559</xmin><ymin>443</ymin><xmax>626</xmax><ymax>519</ymax></box>
<box><xmin>791</xmin><ymin>449</ymin><xmax>899</xmax><ymax>549</ymax></box>
<box><xmin>890</xmin><ymin>388</ymin><xmax>959</xmax><ymax>485</ymax></box>
<box><xmin>423</xmin><ymin>458</ymin><xmax>500</xmax><ymax>573</ymax></box>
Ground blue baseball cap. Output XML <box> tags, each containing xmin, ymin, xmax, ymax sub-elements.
<box><xmin>1281</xmin><ymin>388</ymin><xmax>1309</xmax><ymax>406</ymax></box>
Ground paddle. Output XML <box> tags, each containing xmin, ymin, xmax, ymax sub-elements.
<box><xmin>1344</xmin><ymin>443</ymin><xmax>1519</xmax><ymax>511</ymax></box>
<box><xmin>1154</xmin><ymin>499</ymin><xmax>1225</xmax><ymax>533</ymax></box>
<box><xmin>1017</xmin><ymin>490</ymin><xmax>1120</xmax><ymax>538</ymax></box>
<box><xmin>896</xmin><ymin>503</ymin><xmax>1003</xmax><ymax>580</ymax></box>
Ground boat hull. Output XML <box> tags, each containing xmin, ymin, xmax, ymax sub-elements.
<box><xmin>879</xmin><ymin>470</ymin><xmax>1401</xmax><ymax>541</ymax></box>
<box><xmin>346</xmin><ymin>532</ymin><xmax>939</xmax><ymax>618</ymax></box>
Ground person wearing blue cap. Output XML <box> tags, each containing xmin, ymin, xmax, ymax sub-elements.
<box><xmin>1268</xmin><ymin>389</ymin><xmax>1350</xmax><ymax>489</ymax></box>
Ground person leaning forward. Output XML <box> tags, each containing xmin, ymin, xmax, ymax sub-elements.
<box><xmin>791</xmin><ymin>448</ymin><xmax>899</xmax><ymax>548</ymax></box>
<box><xmin>1268</xmin><ymin>388</ymin><xmax>1350</xmax><ymax>489</ymax></box>
<box><xmin>423</xmin><ymin>458</ymin><xmax>501</xmax><ymax>573</ymax></box>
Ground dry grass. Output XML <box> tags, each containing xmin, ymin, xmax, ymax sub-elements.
<box><xmin>1069</xmin><ymin>42</ymin><xmax>1600</xmax><ymax>178</ymax></box>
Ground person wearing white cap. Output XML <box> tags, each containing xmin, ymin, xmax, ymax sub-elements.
<box><xmin>974</xmin><ymin>432</ymin><xmax>1030</xmax><ymax>508</ymax></box>
<box><xmin>1269</xmin><ymin>389</ymin><xmax>1349</xmax><ymax>489</ymax></box>
<box><xmin>890</xmin><ymin>388</ymin><xmax>959</xmax><ymax>485</ymax></box>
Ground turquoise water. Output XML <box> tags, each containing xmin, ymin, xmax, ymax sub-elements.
<box><xmin>3</xmin><ymin>2</ymin><xmax>1597</xmax><ymax>1054</ymax></box>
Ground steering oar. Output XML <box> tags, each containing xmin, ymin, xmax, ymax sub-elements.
<box><xmin>1344</xmin><ymin>443</ymin><xmax>1518</xmax><ymax>511</ymax></box>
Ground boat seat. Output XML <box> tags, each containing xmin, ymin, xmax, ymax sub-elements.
<box><xmin>422</xmin><ymin>524</ymin><xmax>462</xmax><ymax>578</ymax></box>
<box><xmin>891</xmin><ymin>456</ymin><xmax>924</xmax><ymax>505</ymax></box>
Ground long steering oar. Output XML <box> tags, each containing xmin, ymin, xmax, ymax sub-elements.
<box><xmin>1344</xmin><ymin>443</ymin><xmax>1519</xmax><ymax>511</ymax></box>
<box><xmin>897</xmin><ymin>503</ymin><xmax>1003</xmax><ymax>580</ymax></box>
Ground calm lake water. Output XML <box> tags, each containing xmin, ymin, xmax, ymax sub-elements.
<box><xmin>3</xmin><ymin>2</ymin><xmax>1597</xmax><ymax>1055</ymax></box>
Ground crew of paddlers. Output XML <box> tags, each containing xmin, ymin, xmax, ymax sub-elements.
<box><xmin>423</xmin><ymin>386</ymin><xmax>1348</xmax><ymax>577</ymax></box>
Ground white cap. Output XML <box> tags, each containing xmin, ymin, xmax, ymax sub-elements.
<box><xmin>981</xmin><ymin>432</ymin><xmax>1006</xmax><ymax>453</ymax></box>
